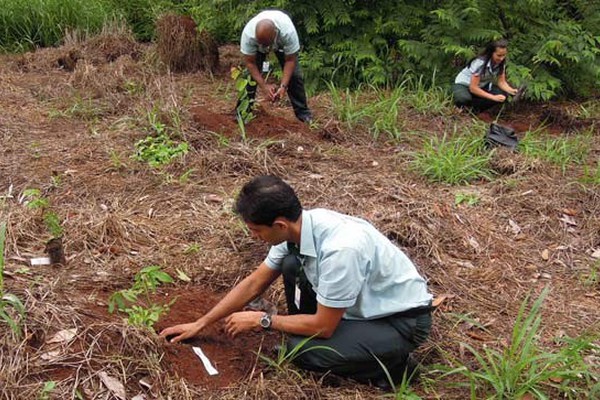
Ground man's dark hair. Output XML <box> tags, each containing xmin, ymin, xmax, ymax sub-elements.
<box><xmin>235</xmin><ymin>175</ymin><xmax>302</xmax><ymax>226</ymax></box>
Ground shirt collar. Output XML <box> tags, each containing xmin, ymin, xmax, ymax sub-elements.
<box><xmin>299</xmin><ymin>210</ymin><xmax>317</xmax><ymax>257</ymax></box>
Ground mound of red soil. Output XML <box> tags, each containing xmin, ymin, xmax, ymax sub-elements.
<box><xmin>189</xmin><ymin>106</ymin><xmax>313</xmax><ymax>140</ymax></box>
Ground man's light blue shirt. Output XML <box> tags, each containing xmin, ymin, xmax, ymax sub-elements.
<box><xmin>240</xmin><ymin>10</ymin><xmax>300</xmax><ymax>56</ymax></box>
<box><xmin>265</xmin><ymin>209</ymin><xmax>432</xmax><ymax>320</ymax></box>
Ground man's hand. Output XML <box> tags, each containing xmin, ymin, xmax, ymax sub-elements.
<box><xmin>159</xmin><ymin>321</ymin><xmax>202</xmax><ymax>343</ymax></box>
<box><xmin>273</xmin><ymin>85</ymin><xmax>287</xmax><ymax>102</ymax></box>
<box><xmin>493</xmin><ymin>94</ymin><xmax>507</xmax><ymax>102</ymax></box>
<box><xmin>507</xmin><ymin>87</ymin><xmax>518</xmax><ymax>96</ymax></box>
<box><xmin>263</xmin><ymin>84</ymin><xmax>278</xmax><ymax>101</ymax></box>
<box><xmin>224</xmin><ymin>311</ymin><xmax>262</xmax><ymax>338</ymax></box>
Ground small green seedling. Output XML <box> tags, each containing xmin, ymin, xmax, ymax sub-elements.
<box><xmin>22</xmin><ymin>189</ymin><xmax>49</xmax><ymax>210</ymax></box>
<box><xmin>455</xmin><ymin>193</ymin><xmax>480</xmax><ymax>206</ymax></box>
<box><xmin>108</xmin><ymin>265</ymin><xmax>174</xmax><ymax>328</ymax></box>
<box><xmin>133</xmin><ymin>134</ymin><xmax>189</xmax><ymax>167</ymax></box>
<box><xmin>38</xmin><ymin>380</ymin><xmax>56</xmax><ymax>400</ymax></box>
<box><xmin>231</xmin><ymin>66</ymin><xmax>256</xmax><ymax>140</ymax></box>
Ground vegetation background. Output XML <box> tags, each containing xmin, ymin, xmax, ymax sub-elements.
<box><xmin>1</xmin><ymin>0</ymin><xmax>598</xmax><ymax>100</ymax></box>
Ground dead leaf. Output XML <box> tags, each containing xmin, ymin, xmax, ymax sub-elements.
<box><xmin>541</xmin><ymin>249</ymin><xmax>550</xmax><ymax>260</ymax></box>
<box><xmin>46</xmin><ymin>328</ymin><xmax>77</xmax><ymax>344</ymax></box>
<box><xmin>558</xmin><ymin>214</ymin><xmax>577</xmax><ymax>226</ymax></box>
<box><xmin>432</xmin><ymin>294</ymin><xmax>455</xmax><ymax>308</ymax></box>
<box><xmin>521</xmin><ymin>393</ymin><xmax>535</xmax><ymax>400</ymax></box>
<box><xmin>591</xmin><ymin>249</ymin><xmax>600</xmax><ymax>259</ymax></box>
<box><xmin>455</xmin><ymin>260</ymin><xmax>475</xmax><ymax>269</ymax></box>
<box><xmin>99</xmin><ymin>372</ymin><xmax>126</xmax><ymax>400</ymax></box>
<box><xmin>205</xmin><ymin>194</ymin><xmax>223</xmax><ymax>203</ymax></box>
<box><xmin>132</xmin><ymin>394</ymin><xmax>146</xmax><ymax>400</ymax></box>
<box><xmin>561</xmin><ymin>208</ymin><xmax>578</xmax><ymax>216</ymax></box>
<box><xmin>465</xmin><ymin>330</ymin><xmax>488</xmax><ymax>341</ymax></box>
<box><xmin>467</xmin><ymin>236</ymin><xmax>480</xmax><ymax>251</ymax></box>
<box><xmin>176</xmin><ymin>269</ymin><xmax>191</xmax><ymax>282</ymax></box>
<box><xmin>40</xmin><ymin>350</ymin><xmax>61</xmax><ymax>362</ymax></box>
<box><xmin>508</xmin><ymin>219</ymin><xmax>521</xmax><ymax>235</ymax></box>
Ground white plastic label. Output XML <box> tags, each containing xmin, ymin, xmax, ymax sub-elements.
<box><xmin>294</xmin><ymin>284</ymin><xmax>301</xmax><ymax>309</ymax></box>
<box><xmin>192</xmin><ymin>346</ymin><xmax>219</xmax><ymax>376</ymax></box>
<box><xmin>262</xmin><ymin>61</ymin><xmax>270</xmax><ymax>73</ymax></box>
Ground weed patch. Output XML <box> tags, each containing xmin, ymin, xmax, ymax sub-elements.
<box><xmin>520</xmin><ymin>131</ymin><xmax>590</xmax><ymax>172</ymax></box>
<box><xmin>438</xmin><ymin>288</ymin><xmax>598</xmax><ymax>399</ymax></box>
<box><xmin>413</xmin><ymin>132</ymin><xmax>494</xmax><ymax>185</ymax></box>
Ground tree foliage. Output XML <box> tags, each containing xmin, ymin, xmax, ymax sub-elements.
<box><xmin>1</xmin><ymin>0</ymin><xmax>597</xmax><ymax>99</ymax></box>
<box><xmin>182</xmin><ymin>0</ymin><xmax>599</xmax><ymax>100</ymax></box>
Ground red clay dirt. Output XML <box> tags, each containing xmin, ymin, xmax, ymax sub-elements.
<box><xmin>154</xmin><ymin>288</ymin><xmax>281</xmax><ymax>389</ymax></box>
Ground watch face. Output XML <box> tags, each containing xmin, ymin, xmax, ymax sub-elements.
<box><xmin>260</xmin><ymin>313</ymin><xmax>271</xmax><ymax>329</ymax></box>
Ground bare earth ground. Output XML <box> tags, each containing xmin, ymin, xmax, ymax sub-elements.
<box><xmin>0</xmin><ymin>39</ymin><xmax>599</xmax><ymax>400</ymax></box>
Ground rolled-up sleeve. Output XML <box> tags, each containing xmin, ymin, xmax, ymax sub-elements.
<box><xmin>316</xmin><ymin>248</ymin><xmax>366</xmax><ymax>308</ymax></box>
<box><xmin>281</xmin><ymin>31</ymin><xmax>300</xmax><ymax>55</ymax></box>
<box><xmin>264</xmin><ymin>242</ymin><xmax>289</xmax><ymax>271</ymax></box>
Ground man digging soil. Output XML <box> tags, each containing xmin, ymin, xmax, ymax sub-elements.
<box><xmin>235</xmin><ymin>10</ymin><xmax>313</xmax><ymax>123</ymax></box>
<box><xmin>160</xmin><ymin>176</ymin><xmax>433</xmax><ymax>389</ymax></box>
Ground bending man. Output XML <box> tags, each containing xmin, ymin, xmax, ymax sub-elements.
<box><xmin>160</xmin><ymin>175</ymin><xmax>432</xmax><ymax>387</ymax></box>
<box><xmin>236</xmin><ymin>10</ymin><xmax>313</xmax><ymax>123</ymax></box>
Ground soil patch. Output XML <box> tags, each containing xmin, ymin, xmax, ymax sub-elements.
<box><xmin>154</xmin><ymin>287</ymin><xmax>280</xmax><ymax>389</ymax></box>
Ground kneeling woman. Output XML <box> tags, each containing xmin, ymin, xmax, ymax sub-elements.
<box><xmin>452</xmin><ymin>39</ymin><xmax>518</xmax><ymax>112</ymax></box>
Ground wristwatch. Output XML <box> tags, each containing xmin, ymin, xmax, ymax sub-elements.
<box><xmin>280</xmin><ymin>83</ymin><xmax>288</xmax><ymax>90</ymax></box>
<box><xmin>259</xmin><ymin>312</ymin><xmax>272</xmax><ymax>330</ymax></box>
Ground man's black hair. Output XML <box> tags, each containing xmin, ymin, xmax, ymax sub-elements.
<box><xmin>235</xmin><ymin>175</ymin><xmax>302</xmax><ymax>226</ymax></box>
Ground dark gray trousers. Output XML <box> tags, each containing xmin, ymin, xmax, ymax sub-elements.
<box><xmin>452</xmin><ymin>83</ymin><xmax>507</xmax><ymax>113</ymax></box>
<box><xmin>280</xmin><ymin>252</ymin><xmax>432</xmax><ymax>382</ymax></box>
<box><xmin>238</xmin><ymin>50</ymin><xmax>312</xmax><ymax>122</ymax></box>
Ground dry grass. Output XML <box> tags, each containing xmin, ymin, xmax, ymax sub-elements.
<box><xmin>1</xmin><ymin>34</ymin><xmax>599</xmax><ymax>400</ymax></box>
<box><xmin>156</xmin><ymin>14</ymin><xmax>219</xmax><ymax>73</ymax></box>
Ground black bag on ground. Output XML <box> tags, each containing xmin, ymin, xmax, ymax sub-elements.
<box><xmin>485</xmin><ymin>123</ymin><xmax>518</xmax><ymax>150</ymax></box>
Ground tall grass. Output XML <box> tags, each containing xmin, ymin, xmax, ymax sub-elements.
<box><xmin>327</xmin><ymin>74</ymin><xmax>453</xmax><ymax>142</ymax></box>
<box><xmin>439</xmin><ymin>288</ymin><xmax>599</xmax><ymax>399</ymax></box>
<box><xmin>519</xmin><ymin>129</ymin><xmax>591</xmax><ymax>173</ymax></box>
<box><xmin>0</xmin><ymin>0</ymin><xmax>116</xmax><ymax>52</ymax></box>
<box><xmin>413</xmin><ymin>126</ymin><xmax>495</xmax><ymax>185</ymax></box>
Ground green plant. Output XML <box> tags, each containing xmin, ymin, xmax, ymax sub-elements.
<box><xmin>581</xmin><ymin>259</ymin><xmax>600</xmax><ymax>287</ymax></box>
<box><xmin>22</xmin><ymin>189</ymin><xmax>49</xmax><ymax>210</ymax></box>
<box><xmin>413</xmin><ymin>132</ymin><xmax>495</xmax><ymax>185</ymax></box>
<box><xmin>258</xmin><ymin>336</ymin><xmax>340</xmax><ymax>379</ymax></box>
<box><xmin>0</xmin><ymin>223</ymin><xmax>26</xmax><ymax>338</ymax></box>
<box><xmin>43</xmin><ymin>211</ymin><xmax>63</xmax><ymax>238</ymax></box>
<box><xmin>455</xmin><ymin>192</ymin><xmax>480</xmax><ymax>206</ymax></box>
<box><xmin>133</xmin><ymin>134</ymin><xmax>189</xmax><ymax>167</ymax></box>
<box><xmin>373</xmin><ymin>354</ymin><xmax>422</xmax><ymax>399</ymax></box>
<box><xmin>108</xmin><ymin>265</ymin><xmax>174</xmax><ymax>328</ymax></box>
<box><xmin>108</xmin><ymin>149</ymin><xmax>123</xmax><ymax>169</ymax></box>
<box><xmin>0</xmin><ymin>0</ymin><xmax>114</xmax><ymax>52</ymax></box>
<box><xmin>231</xmin><ymin>65</ymin><xmax>256</xmax><ymax>141</ymax></box>
<box><xmin>580</xmin><ymin>162</ymin><xmax>600</xmax><ymax>185</ymax></box>
<box><xmin>183</xmin><ymin>243</ymin><xmax>201</xmax><ymax>254</ymax></box>
<box><xmin>520</xmin><ymin>131</ymin><xmax>590</xmax><ymax>173</ymax></box>
<box><xmin>440</xmin><ymin>288</ymin><xmax>597</xmax><ymax>399</ymax></box>
<box><xmin>178</xmin><ymin>168</ymin><xmax>195</xmax><ymax>184</ymax></box>
<box><xmin>38</xmin><ymin>380</ymin><xmax>56</xmax><ymax>400</ymax></box>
